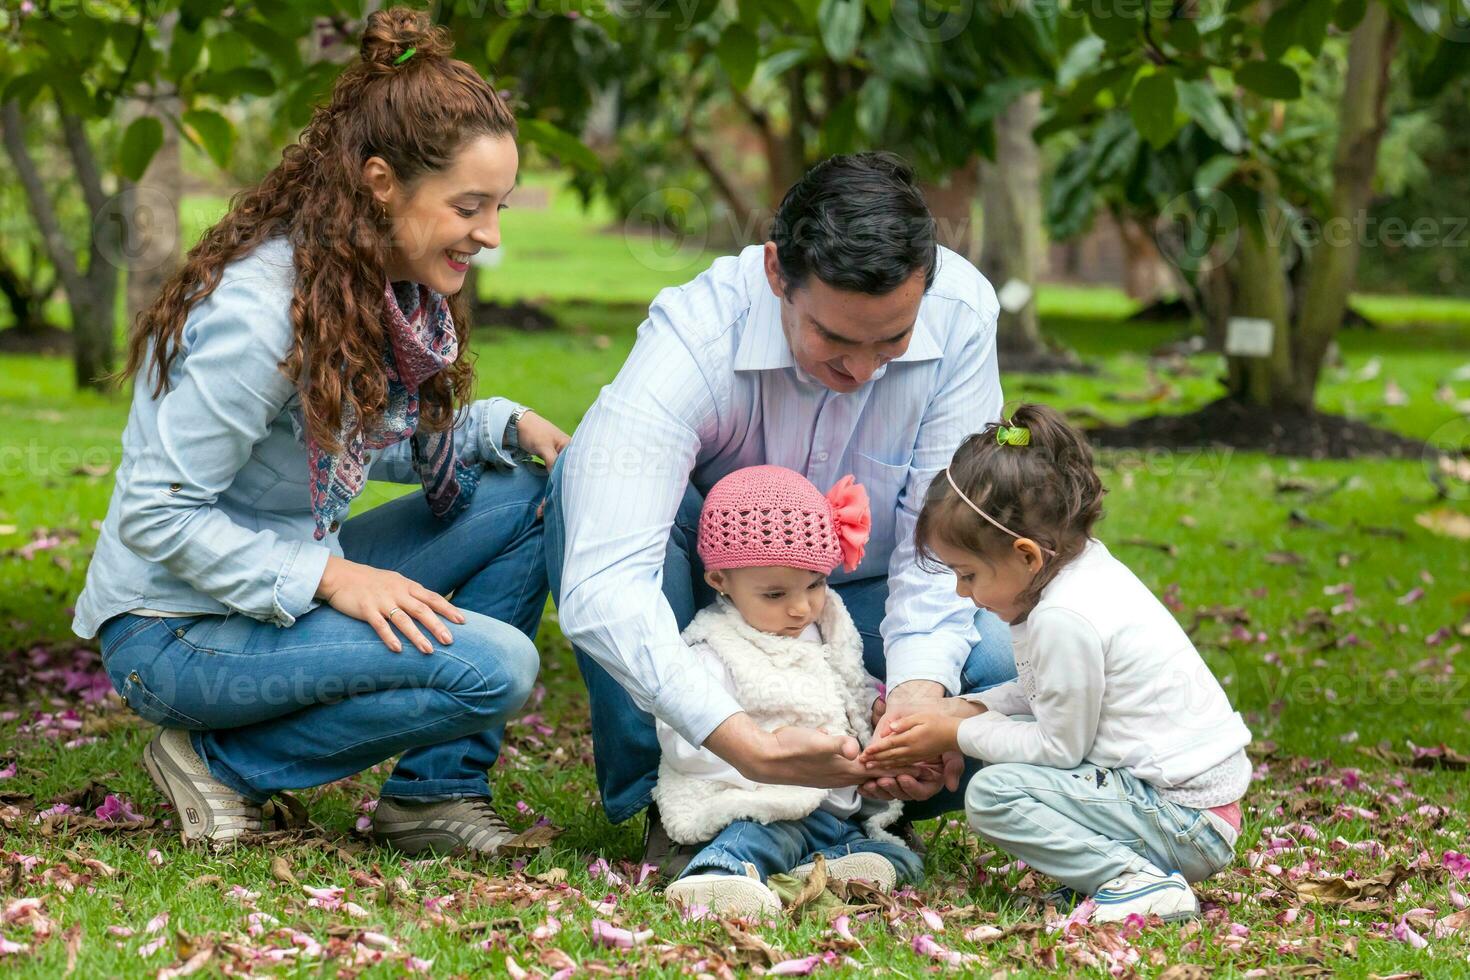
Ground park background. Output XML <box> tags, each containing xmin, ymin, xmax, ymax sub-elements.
<box><xmin>2</xmin><ymin>0</ymin><xmax>1470</xmax><ymax>975</ymax></box>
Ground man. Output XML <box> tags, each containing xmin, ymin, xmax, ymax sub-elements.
<box><xmin>544</xmin><ymin>152</ymin><xmax>1015</xmax><ymax>870</ymax></box>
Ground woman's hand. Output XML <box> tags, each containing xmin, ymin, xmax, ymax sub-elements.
<box><xmin>515</xmin><ymin>410</ymin><xmax>570</xmax><ymax>468</ymax></box>
<box><xmin>315</xmin><ymin>555</ymin><xmax>465</xmax><ymax>654</ymax></box>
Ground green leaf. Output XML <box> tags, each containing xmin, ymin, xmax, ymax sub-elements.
<box><xmin>1333</xmin><ymin>0</ymin><xmax>1368</xmax><ymax>31</ymax></box>
<box><xmin>822</xmin><ymin>94</ymin><xmax>858</xmax><ymax>154</ymax></box>
<box><xmin>168</xmin><ymin>27</ymin><xmax>206</xmax><ymax>81</ymax></box>
<box><xmin>1176</xmin><ymin>79</ymin><xmax>1242</xmax><ymax>153</ymax></box>
<box><xmin>1235</xmin><ymin>60</ymin><xmax>1301</xmax><ymax>99</ymax></box>
<box><xmin>1130</xmin><ymin>71</ymin><xmax>1179</xmax><ymax>149</ymax></box>
<box><xmin>234</xmin><ymin>19</ymin><xmax>302</xmax><ymax>72</ymax></box>
<box><xmin>817</xmin><ymin>0</ymin><xmax>865</xmax><ymax>61</ymax></box>
<box><xmin>518</xmin><ymin>118</ymin><xmax>600</xmax><ymax>173</ymax></box>
<box><xmin>118</xmin><ymin>116</ymin><xmax>164</xmax><ymax>182</ymax></box>
<box><xmin>193</xmin><ymin>67</ymin><xmax>276</xmax><ymax>98</ymax></box>
<box><xmin>2</xmin><ymin>73</ymin><xmax>46</xmax><ymax>111</ymax></box>
<box><xmin>717</xmin><ymin>25</ymin><xmax>759</xmax><ymax>89</ymax></box>
<box><xmin>1058</xmin><ymin>36</ymin><xmax>1106</xmax><ymax>89</ymax></box>
<box><xmin>1089</xmin><ymin>0</ymin><xmax>1144</xmax><ymax>45</ymax></box>
<box><xmin>1194</xmin><ymin>153</ymin><xmax>1240</xmax><ymax>190</ymax></box>
<box><xmin>1263</xmin><ymin>0</ymin><xmax>1333</xmax><ymax>59</ymax></box>
<box><xmin>485</xmin><ymin>20</ymin><xmax>518</xmax><ymax>66</ymax></box>
<box><xmin>182</xmin><ymin>109</ymin><xmax>235</xmax><ymax>170</ymax></box>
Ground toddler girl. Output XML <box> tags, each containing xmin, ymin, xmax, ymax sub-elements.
<box><xmin>658</xmin><ymin>465</ymin><xmax>922</xmax><ymax>916</ymax></box>
<box><xmin>862</xmin><ymin>405</ymin><xmax>1250</xmax><ymax>923</ymax></box>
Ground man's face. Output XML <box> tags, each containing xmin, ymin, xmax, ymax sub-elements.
<box><xmin>763</xmin><ymin>242</ymin><xmax>925</xmax><ymax>394</ymax></box>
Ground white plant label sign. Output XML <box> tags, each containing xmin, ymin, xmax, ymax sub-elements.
<box><xmin>1225</xmin><ymin>317</ymin><xmax>1275</xmax><ymax>358</ymax></box>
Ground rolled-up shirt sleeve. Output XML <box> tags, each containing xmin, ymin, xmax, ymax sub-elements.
<box><xmin>116</xmin><ymin>274</ymin><xmax>330</xmax><ymax>627</ymax></box>
<box><xmin>554</xmin><ymin>299</ymin><xmax>741</xmax><ymax>747</ymax></box>
<box><xmin>881</xmin><ymin>301</ymin><xmax>1004</xmax><ymax>694</ymax></box>
<box><xmin>368</xmin><ymin>396</ymin><xmax>522</xmax><ymax>484</ymax></box>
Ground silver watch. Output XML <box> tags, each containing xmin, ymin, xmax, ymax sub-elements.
<box><xmin>504</xmin><ymin>405</ymin><xmax>531</xmax><ymax>453</ymax></box>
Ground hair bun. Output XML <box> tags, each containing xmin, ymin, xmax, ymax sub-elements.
<box><xmin>359</xmin><ymin>7</ymin><xmax>453</xmax><ymax>68</ymax></box>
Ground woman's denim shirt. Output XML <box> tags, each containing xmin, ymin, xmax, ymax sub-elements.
<box><xmin>72</xmin><ymin>237</ymin><xmax>518</xmax><ymax>638</ymax></box>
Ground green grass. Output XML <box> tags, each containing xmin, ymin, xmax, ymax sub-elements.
<box><xmin>2</xmin><ymin>177</ymin><xmax>1469</xmax><ymax>976</ymax></box>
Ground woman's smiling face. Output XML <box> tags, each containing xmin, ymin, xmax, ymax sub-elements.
<box><xmin>365</xmin><ymin>132</ymin><xmax>519</xmax><ymax>295</ymax></box>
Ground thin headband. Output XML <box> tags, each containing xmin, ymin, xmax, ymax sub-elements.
<box><xmin>944</xmin><ymin>466</ymin><xmax>1058</xmax><ymax>557</ymax></box>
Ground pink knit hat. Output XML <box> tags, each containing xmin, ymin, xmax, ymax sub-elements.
<box><xmin>697</xmin><ymin>465</ymin><xmax>872</xmax><ymax>574</ymax></box>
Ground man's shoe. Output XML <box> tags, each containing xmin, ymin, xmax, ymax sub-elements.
<box><xmin>665</xmin><ymin>862</ymin><xmax>781</xmax><ymax>917</ymax></box>
<box><xmin>1090</xmin><ymin>867</ymin><xmax>1199</xmax><ymax>923</ymax></box>
<box><xmin>790</xmin><ymin>852</ymin><xmax>898</xmax><ymax>891</ymax></box>
<box><xmin>143</xmin><ymin>729</ymin><xmax>264</xmax><ymax>848</ymax></box>
<box><xmin>371</xmin><ymin>796</ymin><xmax>518</xmax><ymax>857</ymax></box>
<box><xmin>641</xmin><ymin>803</ymin><xmax>706</xmax><ymax>879</ymax></box>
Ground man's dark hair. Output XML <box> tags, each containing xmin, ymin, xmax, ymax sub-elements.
<box><xmin>770</xmin><ymin>151</ymin><xmax>937</xmax><ymax>297</ymax></box>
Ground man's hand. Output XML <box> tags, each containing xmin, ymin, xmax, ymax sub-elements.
<box><xmin>703</xmin><ymin>712</ymin><xmax>906</xmax><ymax>788</ymax></box>
<box><xmin>862</xmin><ymin>712</ymin><xmax>962</xmax><ymax>770</ymax></box>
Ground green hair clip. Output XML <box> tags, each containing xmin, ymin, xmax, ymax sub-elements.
<box><xmin>996</xmin><ymin>424</ymin><xmax>1031</xmax><ymax>447</ymax></box>
<box><xmin>394</xmin><ymin>46</ymin><xmax>416</xmax><ymax>65</ymax></box>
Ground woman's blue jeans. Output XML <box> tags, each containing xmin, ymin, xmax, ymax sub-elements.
<box><xmin>96</xmin><ymin>466</ymin><xmax>549</xmax><ymax>804</ymax></box>
<box><xmin>543</xmin><ymin>457</ymin><xmax>1018</xmax><ymax>826</ymax></box>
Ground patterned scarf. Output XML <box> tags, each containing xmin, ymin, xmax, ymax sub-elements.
<box><xmin>298</xmin><ymin>280</ymin><xmax>479</xmax><ymax>541</ymax></box>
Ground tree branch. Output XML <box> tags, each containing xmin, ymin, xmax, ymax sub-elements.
<box><xmin>0</xmin><ymin>100</ymin><xmax>83</xmax><ymax>300</ymax></box>
<box><xmin>57</xmin><ymin>95</ymin><xmax>110</xmax><ymax>220</ymax></box>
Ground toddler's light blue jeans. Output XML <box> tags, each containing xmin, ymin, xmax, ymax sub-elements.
<box><xmin>966</xmin><ymin>762</ymin><xmax>1237</xmax><ymax>894</ymax></box>
<box><xmin>677</xmin><ymin>809</ymin><xmax>924</xmax><ymax>885</ymax></box>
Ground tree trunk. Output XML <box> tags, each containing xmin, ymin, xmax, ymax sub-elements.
<box><xmin>925</xmin><ymin>156</ymin><xmax>981</xmax><ymax>264</ymax></box>
<box><xmin>124</xmin><ymin>12</ymin><xmax>182</xmax><ymax>338</ymax></box>
<box><xmin>1117</xmin><ymin>214</ymin><xmax>1174</xmax><ymax>302</ymax></box>
<box><xmin>1291</xmin><ymin>1</ymin><xmax>1398</xmax><ymax>400</ymax></box>
<box><xmin>1227</xmin><ymin>196</ymin><xmax>1295</xmax><ymax>408</ymax></box>
<box><xmin>978</xmin><ymin>91</ymin><xmax>1045</xmax><ymax>356</ymax></box>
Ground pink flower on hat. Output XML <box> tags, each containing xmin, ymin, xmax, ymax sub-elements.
<box><xmin>697</xmin><ymin>465</ymin><xmax>871</xmax><ymax>574</ymax></box>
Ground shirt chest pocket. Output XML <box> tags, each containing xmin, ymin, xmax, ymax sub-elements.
<box><xmin>848</xmin><ymin>451</ymin><xmax>912</xmax><ymax>576</ymax></box>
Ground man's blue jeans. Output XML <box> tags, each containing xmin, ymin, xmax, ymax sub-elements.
<box><xmin>543</xmin><ymin>456</ymin><xmax>1017</xmax><ymax>825</ymax></box>
<box><xmin>678</xmin><ymin>809</ymin><xmax>924</xmax><ymax>885</ymax></box>
<box><xmin>95</xmin><ymin>465</ymin><xmax>549</xmax><ymax>804</ymax></box>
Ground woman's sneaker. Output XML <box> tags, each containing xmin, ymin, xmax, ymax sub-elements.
<box><xmin>790</xmin><ymin>852</ymin><xmax>898</xmax><ymax>891</ymax></box>
<box><xmin>143</xmin><ymin>728</ymin><xmax>264</xmax><ymax>848</ymax></box>
<box><xmin>371</xmin><ymin>796</ymin><xmax>518</xmax><ymax>856</ymax></box>
<box><xmin>1090</xmin><ymin>867</ymin><xmax>1199</xmax><ymax>923</ymax></box>
<box><xmin>666</xmin><ymin>862</ymin><xmax>782</xmax><ymax>917</ymax></box>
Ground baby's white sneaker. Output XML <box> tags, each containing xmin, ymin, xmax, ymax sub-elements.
<box><xmin>1090</xmin><ymin>866</ymin><xmax>1199</xmax><ymax>923</ymax></box>
<box><xmin>665</xmin><ymin>862</ymin><xmax>781</xmax><ymax>917</ymax></box>
<box><xmin>790</xmin><ymin>852</ymin><xmax>898</xmax><ymax>892</ymax></box>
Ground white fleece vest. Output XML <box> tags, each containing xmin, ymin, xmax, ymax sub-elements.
<box><xmin>652</xmin><ymin>591</ymin><xmax>903</xmax><ymax>845</ymax></box>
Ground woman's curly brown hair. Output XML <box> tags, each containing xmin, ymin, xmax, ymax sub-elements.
<box><xmin>120</xmin><ymin>7</ymin><xmax>516</xmax><ymax>452</ymax></box>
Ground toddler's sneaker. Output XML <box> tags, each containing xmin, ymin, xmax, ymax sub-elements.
<box><xmin>666</xmin><ymin>862</ymin><xmax>781</xmax><ymax>917</ymax></box>
<box><xmin>1090</xmin><ymin>866</ymin><xmax>1199</xmax><ymax>923</ymax></box>
<box><xmin>143</xmin><ymin>728</ymin><xmax>264</xmax><ymax>848</ymax></box>
<box><xmin>791</xmin><ymin>852</ymin><xmax>898</xmax><ymax>891</ymax></box>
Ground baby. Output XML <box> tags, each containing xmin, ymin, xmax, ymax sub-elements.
<box><xmin>657</xmin><ymin>465</ymin><xmax>922</xmax><ymax>916</ymax></box>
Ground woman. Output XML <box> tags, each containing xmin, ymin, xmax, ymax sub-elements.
<box><xmin>72</xmin><ymin>9</ymin><xmax>569</xmax><ymax>856</ymax></box>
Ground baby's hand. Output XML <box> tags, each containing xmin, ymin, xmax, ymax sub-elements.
<box><xmin>861</xmin><ymin>712</ymin><xmax>963</xmax><ymax>770</ymax></box>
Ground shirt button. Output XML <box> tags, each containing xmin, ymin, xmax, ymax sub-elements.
<box><xmin>328</xmin><ymin>520</ymin><xmax>340</xmax><ymax>533</ymax></box>
<box><xmin>168</xmin><ymin>483</ymin><xmax>181</xmax><ymax>493</ymax></box>
<box><xmin>816</xmin><ymin>452</ymin><xmax>829</xmax><ymax>462</ymax></box>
